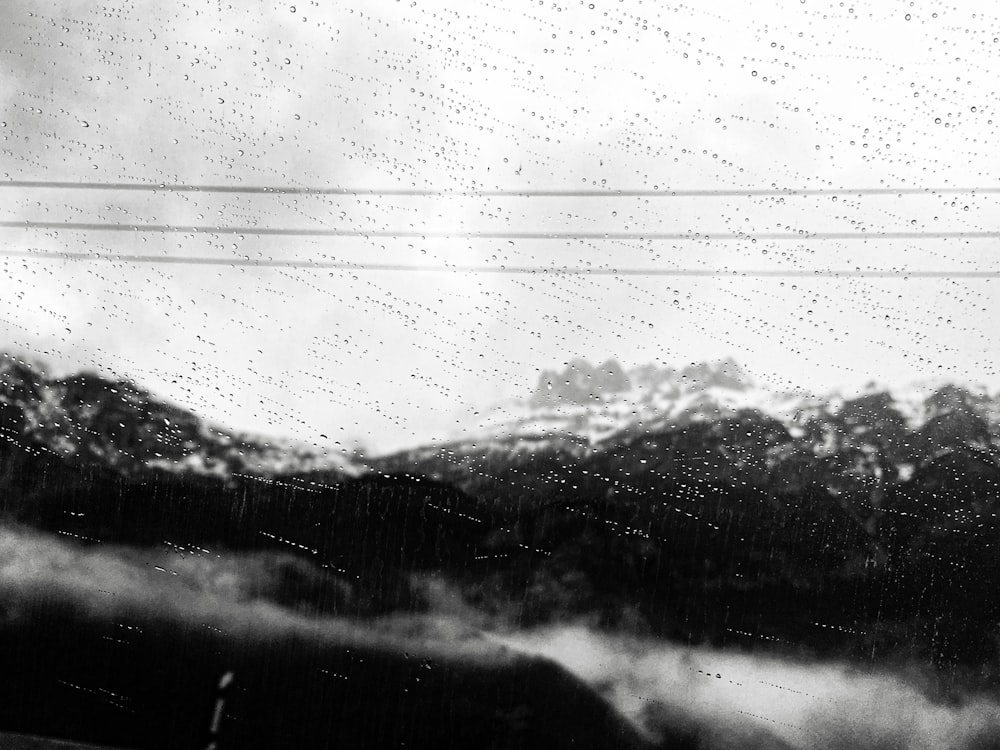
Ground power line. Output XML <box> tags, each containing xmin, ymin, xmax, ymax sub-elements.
<box><xmin>3</xmin><ymin>181</ymin><xmax>1000</xmax><ymax>197</ymax></box>
<box><xmin>2</xmin><ymin>220</ymin><xmax>998</xmax><ymax>241</ymax></box>
<box><xmin>1</xmin><ymin>249</ymin><xmax>996</xmax><ymax>277</ymax></box>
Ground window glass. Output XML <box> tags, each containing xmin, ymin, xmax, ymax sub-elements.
<box><xmin>2</xmin><ymin>2</ymin><xmax>999</xmax><ymax>749</ymax></box>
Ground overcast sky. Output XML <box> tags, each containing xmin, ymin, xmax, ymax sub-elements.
<box><xmin>2</xmin><ymin>0</ymin><xmax>999</xmax><ymax>452</ymax></box>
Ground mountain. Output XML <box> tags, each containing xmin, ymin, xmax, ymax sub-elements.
<box><xmin>454</xmin><ymin>356</ymin><xmax>1000</xmax><ymax>453</ymax></box>
<box><xmin>387</xmin><ymin>358</ymin><xmax>1000</xmax><ymax>537</ymax></box>
<box><xmin>532</xmin><ymin>358</ymin><xmax>632</xmax><ymax>406</ymax></box>
<box><xmin>0</xmin><ymin>353</ymin><xmax>360</xmax><ymax>480</ymax></box>
<box><xmin>464</xmin><ymin>358</ymin><xmax>787</xmax><ymax>447</ymax></box>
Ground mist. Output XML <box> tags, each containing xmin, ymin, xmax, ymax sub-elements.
<box><xmin>497</xmin><ymin>627</ymin><xmax>1000</xmax><ymax>750</ymax></box>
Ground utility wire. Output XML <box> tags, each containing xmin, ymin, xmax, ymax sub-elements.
<box><xmin>3</xmin><ymin>181</ymin><xmax>1000</xmax><ymax>197</ymax></box>
<box><xmin>1</xmin><ymin>220</ymin><xmax>998</xmax><ymax>241</ymax></box>
<box><xmin>1</xmin><ymin>249</ymin><xmax>996</xmax><ymax>277</ymax></box>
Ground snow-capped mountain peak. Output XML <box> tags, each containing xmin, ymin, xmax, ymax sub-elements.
<box><xmin>457</xmin><ymin>358</ymin><xmax>1000</xmax><ymax>451</ymax></box>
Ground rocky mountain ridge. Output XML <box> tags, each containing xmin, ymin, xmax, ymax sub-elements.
<box><xmin>459</xmin><ymin>356</ymin><xmax>1000</xmax><ymax>452</ymax></box>
<box><xmin>0</xmin><ymin>353</ymin><xmax>359</xmax><ymax>480</ymax></box>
